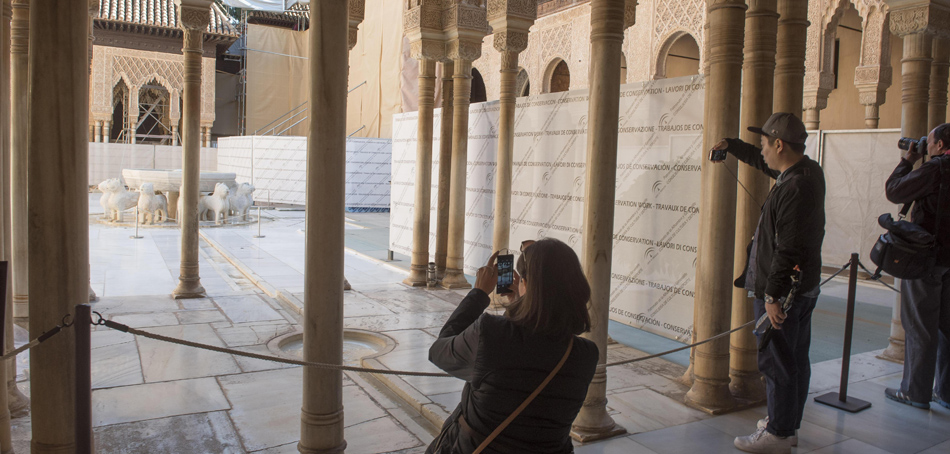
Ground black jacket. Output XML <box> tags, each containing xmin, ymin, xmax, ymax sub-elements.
<box><xmin>427</xmin><ymin>289</ymin><xmax>598</xmax><ymax>454</ymax></box>
<box><xmin>885</xmin><ymin>154</ymin><xmax>950</xmax><ymax>264</ymax></box>
<box><xmin>726</xmin><ymin>138</ymin><xmax>826</xmax><ymax>298</ymax></box>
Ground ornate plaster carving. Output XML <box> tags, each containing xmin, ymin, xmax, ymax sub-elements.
<box><xmin>651</xmin><ymin>0</ymin><xmax>705</xmax><ymax>78</ymax></box>
<box><xmin>179</xmin><ymin>5</ymin><xmax>210</xmax><ymax>31</ymax></box>
<box><xmin>493</xmin><ymin>30</ymin><xmax>529</xmax><ymax>53</ymax></box>
<box><xmin>890</xmin><ymin>3</ymin><xmax>950</xmax><ymax>39</ymax></box>
<box><xmin>349</xmin><ymin>0</ymin><xmax>366</xmax><ymax>50</ymax></box>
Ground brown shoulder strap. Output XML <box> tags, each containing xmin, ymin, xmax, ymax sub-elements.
<box><xmin>472</xmin><ymin>338</ymin><xmax>575</xmax><ymax>454</ymax></box>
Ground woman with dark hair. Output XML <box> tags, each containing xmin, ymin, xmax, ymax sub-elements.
<box><xmin>426</xmin><ymin>238</ymin><xmax>598</xmax><ymax>454</ymax></box>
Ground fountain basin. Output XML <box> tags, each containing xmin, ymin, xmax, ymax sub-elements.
<box><xmin>267</xmin><ymin>329</ymin><xmax>396</xmax><ymax>366</ymax></box>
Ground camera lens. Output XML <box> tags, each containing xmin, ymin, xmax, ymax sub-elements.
<box><xmin>898</xmin><ymin>137</ymin><xmax>914</xmax><ymax>151</ymax></box>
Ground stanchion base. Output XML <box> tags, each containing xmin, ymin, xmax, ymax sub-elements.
<box><xmin>253</xmin><ymin>235</ymin><xmax>265</xmax><ymax>238</ymax></box>
<box><xmin>814</xmin><ymin>392</ymin><xmax>871</xmax><ymax>413</ymax></box>
<box><xmin>130</xmin><ymin>236</ymin><xmax>143</xmax><ymax>239</ymax></box>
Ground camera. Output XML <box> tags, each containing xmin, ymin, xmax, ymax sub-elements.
<box><xmin>898</xmin><ymin>136</ymin><xmax>928</xmax><ymax>155</ymax></box>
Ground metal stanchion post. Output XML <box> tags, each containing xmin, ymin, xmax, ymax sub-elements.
<box><xmin>387</xmin><ymin>250</ymin><xmax>394</xmax><ymax>261</ymax></box>
<box><xmin>815</xmin><ymin>252</ymin><xmax>872</xmax><ymax>412</ymax></box>
<box><xmin>75</xmin><ymin>304</ymin><xmax>93</xmax><ymax>454</ymax></box>
<box><xmin>253</xmin><ymin>206</ymin><xmax>265</xmax><ymax>238</ymax></box>
<box><xmin>130</xmin><ymin>207</ymin><xmax>143</xmax><ymax>239</ymax></box>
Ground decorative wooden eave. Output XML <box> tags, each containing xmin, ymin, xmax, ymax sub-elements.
<box><xmin>96</xmin><ymin>0</ymin><xmax>239</xmax><ymax>44</ymax></box>
<box><xmin>244</xmin><ymin>4</ymin><xmax>310</xmax><ymax>30</ymax></box>
<box><xmin>537</xmin><ymin>0</ymin><xmax>589</xmax><ymax>18</ymax></box>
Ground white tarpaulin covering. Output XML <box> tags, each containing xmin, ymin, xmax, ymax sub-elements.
<box><xmin>221</xmin><ymin>0</ymin><xmax>305</xmax><ymax>11</ymax></box>
<box><xmin>391</xmin><ymin>76</ymin><xmax>707</xmax><ymax>342</ymax></box>
<box><xmin>216</xmin><ymin>136</ymin><xmax>391</xmax><ymax>208</ymax></box>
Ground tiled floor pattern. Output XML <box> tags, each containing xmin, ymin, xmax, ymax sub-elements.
<box><xmin>8</xmin><ymin>201</ymin><xmax>947</xmax><ymax>453</ymax></box>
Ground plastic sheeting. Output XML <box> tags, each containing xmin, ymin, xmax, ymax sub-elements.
<box><xmin>215</xmin><ymin>136</ymin><xmax>391</xmax><ymax>208</ymax></box>
<box><xmin>244</xmin><ymin>0</ymin><xmax>406</xmax><ymax>139</ymax></box>
<box><xmin>88</xmin><ymin>143</ymin><xmax>218</xmax><ymax>187</ymax></box>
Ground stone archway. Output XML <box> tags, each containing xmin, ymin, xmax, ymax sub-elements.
<box><xmin>543</xmin><ymin>58</ymin><xmax>571</xmax><ymax>94</ymax></box>
<box><xmin>471</xmin><ymin>68</ymin><xmax>488</xmax><ymax>103</ymax></box>
<box><xmin>654</xmin><ymin>31</ymin><xmax>700</xmax><ymax>79</ymax></box>
<box><xmin>135</xmin><ymin>79</ymin><xmax>176</xmax><ymax>145</ymax></box>
<box><xmin>516</xmin><ymin>68</ymin><xmax>530</xmax><ymax>97</ymax></box>
<box><xmin>620</xmin><ymin>51</ymin><xmax>628</xmax><ymax>84</ymax></box>
<box><xmin>111</xmin><ymin>78</ymin><xmax>131</xmax><ymax>143</ymax></box>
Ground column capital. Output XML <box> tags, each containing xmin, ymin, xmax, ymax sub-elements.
<box><xmin>405</xmin><ymin>0</ymin><xmax>446</xmax><ymax>60</ymax></box>
<box><xmin>88</xmin><ymin>0</ymin><xmax>100</xmax><ymax>16</ymax></box>
<box><xmin>888</xmin><ymin>1</ymin><xmax>950</xmax><ymax>38</ymax></box>
<box><xmin>624</xmin><ymin>0</ymin><xmax>638</xmax><ymax>29</ymax></box>
<box><xmin>349</xmin><ymin>0</ymin><xmax>365</xmax><ymax>50</ymax></box>
<box><xmin>2</xmin><ymin>0</ymin><xmax>11</xmax><ymax>21</ymax></box>
<box><xmin>854</xmin><ymin>64</ymin><xmax>894</xmax><ymax>106</ymax></box>
<box><xmin>177</xmin><ymin>3</ymin><xmax>211</xmax><ymax>31</ymax></box>
<box><xmin>487</xmin><ymin>0</ymin><xmax>537</xmax><ymax>53</ymax></box>
<box><xmin>10</xmin><ymin>0</ymin><xmax>27</xmax><ymax>55</ymax></box>
<box><xmin>443</xmin><ymin>0</ymin><xmax>489</xmax><ymax>62</ymax></box>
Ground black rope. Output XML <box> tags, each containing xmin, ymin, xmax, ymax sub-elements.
<box><xmin>855</xmin><ymin>260</ymin><xmax>901</xmax><ymax>294</ymax></box>
<box><xmin>819</xmin><ymin>260</ymin><xmax>853</xmax><ymax>288</ymax></box>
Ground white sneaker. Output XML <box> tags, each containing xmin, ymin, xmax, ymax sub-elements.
<box><xmin>734</xmin><ymin>426</ymin><xmax>792</xmax><ymax>454</ymax></box>
<box><xmin>757</xmin><ymin>417</ymin><xmax>798</xmax><ymax>446</ymax></box>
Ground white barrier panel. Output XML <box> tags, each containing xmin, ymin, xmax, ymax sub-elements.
<box><xmin>88</xmin><ymin>142</ymin><xmax>217</xmax><ymax>187</ymax></box>
<box><xmin>391</xmin><ymin>75</ymin><xmax>706</xmax><ymax>341</ymax></box>
<box><xmin>216</xmin><ymin>136</ymin><xmax>392</xmax><ymax>208</ymax></box>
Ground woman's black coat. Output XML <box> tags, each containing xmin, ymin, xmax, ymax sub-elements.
<box><xmin>426</xmin><ymin>289</ymin><xmax>599</xmax><ymax>454</ymax></box>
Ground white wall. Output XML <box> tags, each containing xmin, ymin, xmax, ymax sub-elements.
<box><xmin>216</xmin><ymin>136</ymin><xmax>392</xmax><ymax>209</ymax></box>
<box><xmin>89</xmin><ymin>142</ymin><xmax>217</xmax><ymax>187</ymax></box>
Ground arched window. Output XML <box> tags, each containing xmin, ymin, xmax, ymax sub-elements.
<box><xmin>516</xmin><ymin>68</ymin><xmax>530</xmax><ymax>97</ymax></box>
<box><xmin>657</xmin><ymin>33</ymin><xmax>700</xmax><ymax>79</ymax></box>
<box><xmin>471</xmin><ymin>68</ymin><xmax>488</xmax><ymax>103</ymax></box>
<box><xmin>620</xmin><ymin>52</ymin><xmax>628</xmax><ymax>84</ymax></box>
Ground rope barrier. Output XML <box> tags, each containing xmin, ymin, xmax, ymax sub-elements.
<box><xmin>91</xmin><ymin>260</ymin><xmax>875</xmax><ymax>376</ymax></box>
<box><xmin>0</xmin><ymin>321</ymin><xmax>69</xmax><ymax>361</ymax></box>
<box><xmin>855</xmin><ymin>260</ymin><xmax>901</xmax><ymax>294</ymax></box>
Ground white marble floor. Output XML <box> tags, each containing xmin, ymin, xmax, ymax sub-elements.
<box><xmin>9</xmin><ymin>202</ymin><xmax>948</xmax><ymax>453</ymax></box>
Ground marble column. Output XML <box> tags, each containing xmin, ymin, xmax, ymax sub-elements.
<box><xmin>773</xmin><ymin>0</ymin><xmax>808</xmax><ymax>114</ymax></box>
<box><xmin>440</xmin><ymin>57</ymin><xmax>475</xmax><ymax>289</ymax></box>
<box><xmin>880</xmin><ymin>286</ymin><xmax>905</xmax><ymax>363</ymax></box>
<box><xmin>28</xmin><ymin>0</ymin><xmax>89</xmax><ymax>451</ymax></box>
<box><xmin>729</xmin><ymin>0</ymin><xmax>777</xmax><ymax>403</ymax></box>
<box><xmin>488</xmin><ymin>0</ymin><xmax>536</xmax><ymax>261</ymax></box>
<box><xmin>94</xmin><ymin>121</ymin><xmax>102</xmax><ymax>142</ymax></box>
<box><xmin>9</xmin><ymin>0</ymin><xmax>26</xmax><ymax>322</ymax></box>
<box><xmin>440</xmin><ymin>1</ymin><xmax>486</xmax><ymax>289</ymax></box>
<box><xmin>0</xmin><ymin>1</ymin><xmax>13</xmax><ymax>451</ymax></box>
<box><xmin>435</xmin><ymin>61</ymin><xmax>454</xmax><ymax>280</ymax></box>
<box><xmin>298</xmin><ymin>1</ymin><xmax>358</xmax><ymax>452</ymax></box>
<box><xmin>855</xmin><ymin>8</ymin><xmax>893</xmax><ymax>129</ymax></box>
<box><xmin>929</xmin><ymin>38</ymin><xmax>949</xmax><ymax>130</ymax></box>
<box><xmin>104</xmin><ymin>121</ymin><xmax>111</xmax><ymax>143</ymax></box>
<box><xmin>172</xmin><ymin>2</ymin><xmax>209</xmax><ymax>299</ymax></box>
<box><xmin>684</xmin><ymin>0</ymin><xmax>746</xmax><ymax>415</ymax></box>
<box><xmin>404</xmin><ymin>58</ymin><xmax>437</xmax><ymax>286</ymax></box>
<box><xmin>171</xmin><ymin>124</ymin><xmax>178</xmax><ymax>146</ymax></box>
<box><xmin>571</xmin><ymin>0</ymin><xmax>629</xmax><ymax>442</ymax></box>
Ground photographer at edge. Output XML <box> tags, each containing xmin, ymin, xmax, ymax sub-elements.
<box><xmin>711</xmin><ymin>112</ymin><xmax>826</xmax><ymax>454</ymax></box>
<box><xmin>882</xmin><ymin>124</ymin><xmax>950</xmax><ymax>411</ymax></box>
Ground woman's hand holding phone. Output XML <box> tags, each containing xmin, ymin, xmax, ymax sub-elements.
<box><xmin>474</xmin><ymin>251</ymin><xmax>499</xmax><ymax>295</ymax></box>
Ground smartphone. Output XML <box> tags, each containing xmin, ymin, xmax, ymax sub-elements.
<box><xmin>496</xmin><ymin>254</ymin><xmax>514</xmax><ymax>294</ymax></box>
<box><xmin>709</xmin><ymin>148</ymin><xmax>728</xmax><ymax>162</ymax></box>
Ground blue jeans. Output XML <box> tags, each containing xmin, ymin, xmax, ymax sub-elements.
<box><xmin>754</xmin><ymin>294</ymin><xmax>818</xmax><ymax>438</ymax></box>
<box><xmin>900</xmin><ymin>266</ymin><xmax>950</xmax><ymax>403</ymax></box>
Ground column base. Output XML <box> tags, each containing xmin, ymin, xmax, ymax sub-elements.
<box><xmin>8</xmin><ymin>382</ymin><xmax>29</xmax><ymax>418</ymax></box>
<box><xmin>172</xmin><ymin>278</ymin><xmax>206</xmax><ymax>299</ymax></box>
<box><xmin>344</xmin><ymin>279</ymin><xmax>352</xmax><ymax>291</ymax></box>
<box><xmin>678</xmin><ymin>363</ymin><xmax>694</xmax><ymax>387</ymax></box>
<box><xmin>88</xmin><ymin>284</ymin><xmax>98</xmax><ymax>302</ymax></box>
<box><xmin>297</xmin><ymin>442</ymin><xmax>346</xmax><ymax>454</ymax></box>
<box><xmin>684</xmin><ymin>379</ymin><xmax>737</xmax><ymax>415</ymax></box>
<box><xmin>440</xmin><ymin>269</ymin><xmax>471</xmax><ymax>289</ymax></box>
<box><xmin>12</xmin><ymin>296</ymin><xmax>27</xmax><ymax>320</ymax></box>
<box><xmin>403</xmin><ymin>265</ymin><xmax>428</xmax><ymax>287</ymax></box>
<box><xmin>729</xmin><ymin>370</ymin><xmax>766</xmax><ymax>403</ymax></box>
<box><xmin>570</xmin><ymin>410</ymin><xmax>627</xmax><ymax>443</ymax></box>
<box><xmin>878</xmin><ymin>339</ymin><xmax>904</xmax><ymax>364</ymax></box>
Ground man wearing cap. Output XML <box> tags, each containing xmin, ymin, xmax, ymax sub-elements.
<box><xmin>712</xmin><ymin>112</ymin><xmax>826</xmax><ymax>454</ymax></box>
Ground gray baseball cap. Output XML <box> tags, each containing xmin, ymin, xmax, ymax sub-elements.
<box><xmin>748</xmin><ymin>112</ymin><xmax>808</xmax><ymax>145</ymax></box>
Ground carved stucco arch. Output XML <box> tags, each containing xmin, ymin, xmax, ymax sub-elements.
<box><xmin>653</xmin><ymin>29</ymin><xmax>699</xmax><ymax>80</ymax></box>
<box><xmin>803</xmin><ymin>0</ymin><xmax>891</xmax><ymax>128</ymax></box>
<box><xmin>140</xmin><ymin>72</ymin><xmax>181</xmax><ymax>121</ymax></box>
<box><xmin>542</xmin><ymin>57</ymin><xmax>568</xmax><ymax>94</ymax></box>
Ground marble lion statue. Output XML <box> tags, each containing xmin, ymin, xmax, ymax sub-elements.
<box><xmin>99</xmin><ymin>178</ymin><xmax>138</xmax><ymax>222</ymax></box>
<box><xmin>200</xmin><ymin>183</ymin><xmax>230</xmax><ymax>225</ymax></box>
<box><xmin>97</xmin><ymin>178</ymin><xmax>118</xmax><ymax>220</ymax></box>
<box><xmin>137</xmin><ymin>183</ymin><xmax>167</xmax><ymax>225</ymax></box>
<box><xmin>228</xmin><ymin>182</ymin><xmax>255</xmax><ymax>222</ymax></box>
